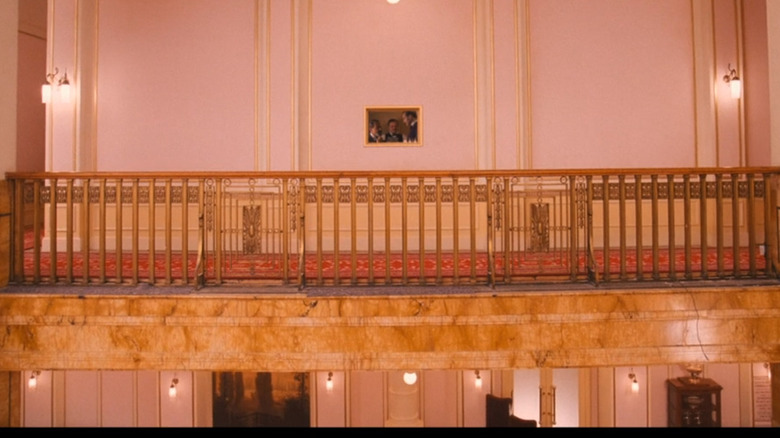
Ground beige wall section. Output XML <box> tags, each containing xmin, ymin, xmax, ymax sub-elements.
<box><xmin>769</xmin><ymin>1</ymin><xmax>780</xmax><ymax>167</ymax></box>
<box><xmin>1</xmin><ymin>286</ymin><xmax>779</xmax><ymax>372</ymax></box>
<box><xmin>0</xmin><ymin>0</ymin><xmax>18</xmax><ymax>178</ymax></box>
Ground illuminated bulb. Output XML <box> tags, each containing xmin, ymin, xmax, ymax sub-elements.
<box><xmin>729</xmin><ymin>78</ymin><xmax>741</xmax><ymax>99</ymax></box>
<box><xmin>474</xmin><ymin>370</ymin><xmax>482</xmax><ymax>389</ymax></box>
<box><xmin>59</xmin><ymin>72</ymin><xmax>71</xmax><ymax>103</ymax></box>
<box><xmin>387</xmin><ymin>0</ymin><xmax>400</xmax><ymax>4</ymax></box>
<box><xmin>28</xmin><ymin>372</ymin><xmax>39</xmax><ymax>389</ymax></box>
<box><xmin>326</xmin><ymin>372</ymin><xmax>334</xmax><ymax>393</ymax></box>
<box><xmin>403</xmin><ymin>371</ymin><xmax>417</xmax><ymax>385</ymax></box>
<box><xmin>723</xmin><ymin>64</ymin><xmax>742</xmax><ymax>99</ymax></box>
<box><xmin>41</xmin><ymin>83</ymin><xmax>52</xmax><ymax>104</ymax></box>
<box><xmin>628</xmin><ymin>371</ymin><xmax>639</xmax><ymax>394</ymax></box>
<box><xmin>168</xmin><ymin>378</ymin><xmax>179</xmax><ymax>398</ymax></box>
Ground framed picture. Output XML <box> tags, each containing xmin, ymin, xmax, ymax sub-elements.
<box><xmin>365</xmin><ymin>106</ymin><xmax>422</xmax><ymax>146</ymax></box>
<box><xmin>212</xmin><ymin>371</ymin><xmax>310</xmax><ymax>427</ymax></box>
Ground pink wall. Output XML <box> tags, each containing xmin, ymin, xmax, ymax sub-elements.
<box><xmin>16</xmin><ymin>33</ymin><xmax>45</xmax><ymax>172</ymax></box>
<box><xmin>743</xmin><ymin>0</ymin><xmax>771</xmax><ymax>165</ymax></box>
<box><xmin>97</xmin><ymin>0</ymin><xmax>256</xmax><ymax>171</ymax></box>
<box><xmin>311</xmin><ymin>0</ymin><xmax>475</xmax><ymax>171</ymax></box>
<box><xmin>50</xmin><ymin>0</ymin><xmax>75</xmax><ymax>172</ymax></box>
<box><xmin>49</xmin><ymin>0</ymin><xmax>765</xmax><ymax>172</ymax></box>
<box><xmin>530</xmin><ymin>0</ymin><xmax>696</xmax><ymax>169</ymax></box>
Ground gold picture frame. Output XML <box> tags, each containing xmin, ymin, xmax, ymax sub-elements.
<box><xmin>365</xmin><ymin>106</ymin><xmax>422</xmax><ymax>147</ymax></box>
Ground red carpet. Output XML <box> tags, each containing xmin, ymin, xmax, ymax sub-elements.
<box><xmin>20</xmin><ymin>242</ymin><xmax>764</xmax><ymax>284</ymax></box>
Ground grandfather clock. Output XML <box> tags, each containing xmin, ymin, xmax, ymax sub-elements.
<box><xmin>667</xmin><ymin>376</ymin><xmax>722</xmax><ymax>427</ymax></box>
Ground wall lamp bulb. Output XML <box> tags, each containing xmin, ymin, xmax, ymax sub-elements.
<box><xmin>628</xmin><ymin>371</ymin><xmax>639</xmax><ymax>394</ymax></box>
<box><xmin>28</xmin><ymin>371</ymin><xmax>41</xmax><ymax>389</ymax></box>
<box><xmin>722</xmin><ymin>64</ymin><xmax>741</xmax><ymax>99</ymax></box>
<box><xmin>474</xmin><ymin>370</ymin><xmax>483</xmax><ymax>389</ymax></box>
<box><xmin>403</xmin><ymin>371</ymin><xmax>418</xmax><ymax>385</ymax></box>
<box><xmin>326</xmin><ymin>372</ymin><xmax>334</xmax><ymax>392</ymax></box>
<box><xmin>168</xmin><ymin>378</ymin><xmax>179</xmax><ymax>398</ymax></box>
<box><xmin>41</xmin><ymin>67</ymin><xmax>72</xmax><ymax>104</ymax></box>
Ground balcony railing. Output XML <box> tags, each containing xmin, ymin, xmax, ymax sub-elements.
<box><xmin>6</xmin><ymin>168</ymin><xmax>780</xmax><ymax>289</ymax></box>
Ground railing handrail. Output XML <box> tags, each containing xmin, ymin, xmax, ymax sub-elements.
<box><xmin>8</xmin><ymin>166</ymin><xmax>780</xmax><ymax>180</ymax></box>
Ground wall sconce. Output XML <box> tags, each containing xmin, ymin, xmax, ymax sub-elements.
<box><xmin>402</xmin><ymin>371</ymin><xmax>418</xmax><ymax>385</ymax></box>
<box><xmin>722</xmin><ymin>64</ymin><xmax>741</xmax><ymax>99</ymax></box>
<box><xmin>765</xmin><ymin>363</ymin><xmax>772</xmax><ymax>380</ymax></box>
<box><xmin>326</xmin><ymin>372</ymin><xmax>334</xmax><ymax>393</ymax></box>
<box><xmin>168</xmin><ymin>378</ymin><xmax>179</xmax><ymax>398</ymax></box>
<box><xmin>387</xmin><ymin>0</ymin><xmax>400</xmax><ymax>4</ymax></box>
<box><xmin>474</xmin><ymin>370</ymin><xmax>482</xmax><ymax>389</ymax></box>
<box><xmin>41</xmin><ymin>67</ymin><xmax>71</xmax><ymax>104</ymax></box>
<box><xmin>28</xmin><ymin>371</ymin><xmax>41</xmax><ymax>389</ymax></box>
<box><xmin>628</xmin><ymin>370</ymin><xmax>639</xmax><ymax>394</ymax></box>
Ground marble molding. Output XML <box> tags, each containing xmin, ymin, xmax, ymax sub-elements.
<box><xmin>0</xmin><ymin>285</ymin><xmax>779</xmax><ymax>372</ymax></box>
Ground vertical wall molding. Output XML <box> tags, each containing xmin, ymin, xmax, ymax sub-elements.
<box><xmin>44</xmin><ymin>0</ymin><xmax>54</xmax><ymax>172</ymax></box>
<box><xmin>691</xmin><ymin>0</ymin><xmax>717</xmax><ymax>167</ymax></box>
<box><xmin>473</xmin><ymin>0</ymin><xmax>495</xmax><ymax>170</ymax></box>
<box><xmin>290</xmin><ymin>0</ymin><xmax>311</xmax><ymax>171</ymax></box>
<box><xmin>734</xmin><ymin>0</ymin><xmax>746</xmax><ymax>166</ymax></box>
<box><xmin>74</xmin><ymin>0</ymin><xmax>98</xmax><ymax>172</ymax></box>
<box><xmin>515</xmin><ymin>0</ymin><xmax>532</xmax><ymax>169</ymax></box>
<box><xmin>254</xmin><ymin>0</ymin><xmax>271</xmax><ymax>172</ymax></box>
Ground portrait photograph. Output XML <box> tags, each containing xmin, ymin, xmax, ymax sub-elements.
<box><xmin>365</xmin><ymin>106</ymin><xmax>422</xmax><ymax>147</ymax></box>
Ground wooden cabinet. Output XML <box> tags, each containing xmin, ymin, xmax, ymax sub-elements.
<box><xmin>667</xmin><ymin>377</ymin><xmax>722</xmax><ymax>427</ymax></box>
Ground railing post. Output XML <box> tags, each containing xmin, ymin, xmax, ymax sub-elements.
<box><xmin>764</xmin><ymin>173</ymin><xmax>780</xmax><ymax>276</ymax></box>
<box><xmin>586</xmin><ymin>175</ymin><xmax>597</xmax><ymax>284</ymax></box>
<box><xmin>282</xmin><ymin>177</ymin><xmax>289</xmax><ymax>285</ymax></box>
<box><xmin>195</xmin><ymin>180</ymin><xmax>206</xmax><ymax>289</ymax></box>
<box><xmin>486</xmin><ymin>176</ymin><xmax>494</xmax><ymax>288</ymax></box>
<box><xmin>502</xmin><ymin>176</ymin><xmax>511</xmax><ymax>284</ymax></box>
<box><xmin>569</xmin><ymin>175</ymin><xmax>578</xmax><ymax>282</ymax></box>
<box><xmin>8</xmin><ymin>178</ymin><xmax>24</xmax><ymax>283</ymax></box>
<box><xmin>764</xmin><ymin>173</ymin><xmax>779</xmax><ymax>276</ymax></box>
<box><xmin>298</xmin><ymin>177</ymin><xmax>306</xmax><ymax>289</ymax></box>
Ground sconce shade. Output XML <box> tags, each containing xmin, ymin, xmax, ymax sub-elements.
<box><xmin>729</xmin><ymin>78</ymin><xmax>741</xmax><ymax>99</ymax></box>
<box><xmin>403</xmin><ymin>371</ymin><xmax>417</xmax><ymax>385</ymax></box>
<box><xmin>723</xmin><ymin>64</ymin><xmax>741</xmax><ymax>99</ymax></box>
<box><xmin>326</xmin><ymin>372</ymin><xmax>334</xmax><ymax>392</ymax></box>
<box><xmin>41</xmin><ymin>67</ymin><xmax>71</xmax><ymax>104</ymax></box>
<box><xmin>168</xmin><ymin>378</ymin><xmax>179</xmax><ymax>398</ymax></box>
<box><xmin>41</xmin><ymin>83</ymin><xmax>52</xmax><ymax>104</ymax></box>
<box><xmin>59</xmin><ymin>73</ymin><xmax>71</xmax><ymax>103</ymax></box>
<box><xmin>628</xmin><ymin>371</ymin><xmax>639</xmax><ymax>393</ymax></box>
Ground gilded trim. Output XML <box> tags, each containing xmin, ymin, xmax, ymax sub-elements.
<box><xmin>472</xmin><ymin>0</ymin><xmax>479</xmax><ymax>169</ymax></box>
<box><xmin>734</xmin><ymin>0</ymin><xmax>745</xmax><ymax>166</ymax></box>
<box><xmin>711</xmin><ymin>0</ymin><xmax>721</xmax><ymax>167</ymax></box>
<box><xmin>45</xmin><ymin>0</ymin><xmax>55</xmax><ymax>171</ymax></box>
